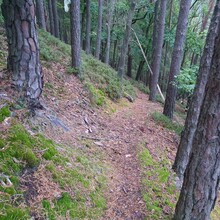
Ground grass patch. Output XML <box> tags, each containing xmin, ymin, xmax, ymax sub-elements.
<box><xmin>0</xmin><ymin>122</ymin><xmax>60</xmax><ymax>219</ymax></box>
<box><xmin>0</xmin><ymin>105</ymin><xmax>10</xmax><ymax>122</ymax></box>
<box><xmin>81</xmin><ymin>52</ymin><xmax>136</xmax><ymax>101</ymax></box>
<box><xmin>130</xmin><ymin>79</ymin><xmax>150</xmax><ymax>94</ymax></box>
<box><xmin>138</xmin><ymin>144</ymin><xmax>178</xmax><ymax>219</ymax></box>
<box><xmin>151</xmin><ymin>112</ymin><xmax>183</xmax><ymax>135</ymax></box>
<box><xmin>0</xmin><ymin>121</ymin><xmax>109</xmax><ymax>219</ymax></box>
<box><xmin>43</xmin><ymin>140</ymin><xmax>109</xmax><ymax>219</ymax></box>
<box><xmin>39</xmin><ymin>29</ymin><xmax>70</xmax><ymax>63</ymax></box>
<box><xmin>38</xmin><ymin>30</ymin><xmax>136</xmax><ymax>103</ymax></box>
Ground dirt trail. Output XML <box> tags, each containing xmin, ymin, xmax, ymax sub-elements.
<box><xmin>33</xmin><ymin>71</ymin><xmax>179</xmax><ymax>220</ymax></box>
<box><xmin>0</xmin><ymin>68</ymin><xmax>178</xmax><ymax>219</ymax></box>
<box><xmin>98</xmin><ymin>92</ymin><xmax>178</xmax><ymax>220</ymax></box>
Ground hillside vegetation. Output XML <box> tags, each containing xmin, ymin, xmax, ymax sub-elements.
<box><xmin>0</xmin><ymin>30</ymin><xmax>219</xmax><ymax>220</ymax></box>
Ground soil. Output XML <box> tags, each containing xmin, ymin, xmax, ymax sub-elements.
<box><xmin>0</xmin><ymin>64</ymin><xmax>179</xmax><ymax>219</ymax></box>
<box><xmin>35</xmin><ymin>65</ymin><xmax>179</xmax><ymax>219</ymax></box>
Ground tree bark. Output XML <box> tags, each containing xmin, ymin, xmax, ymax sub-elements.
<box><xmin>35</xmin><ymin>0</ymin><xmax>46</xmax><ymax>31</ymax></box>
<box><xmin>173</xmin><ymin>4</ymin><xmax>220</xmax><ymax>218</ymax></box>
<box><xmin>127</xmin><ymin>45</ymin><xmax>132</xmax><ymax>77</ymax></box>
<box><xmin>163</xmin><ymin>0</ymin><xmax>192</xmax><ymax>119</ymax></box>
<box><xmin>95</xmin><ymin>0</ymin><xmax>103</xmax><ymax>59</ymax></box>
<box><xmin>85</xmin><ymin>0</ymin><xmax>91</xmax><ymax>54</ymax></box>
<box><xmin>70</xmin><ymin>0</ymin><xmax>81</xmax><ymax>72</ymax></box>
<box><xmin>2</xmin><ymin>0</ymin><xmax>43</xmax><ymax>106</ymax></box>
<box><xmin>105</xmin><ymin>0</ymin><xmax>116</xmax><ymax>64</ymax></box>
<box><xmin>51</xmin><ymin>0</ymin><xmax>59</xmax><ymax>38</ymax></box>
<box><xmin>135</xmin><ymin>60</ymin><xmax>145</xmax><ymax>81</ymax></box>
<box><xmin>172</xmin><ymin>0</ymin><xmax>220</xmax><ymax>180</ymax></box>
<box><xmin>118</xmin><ymin>0</ymin><xmax>136</xmax><ymax>78</ymax></box>
<box><xmin>48</xmin><ymin>0</ymin><xmax>55</xmax><ymax>35</ymax></box>
<box><xmin>149</xmin><ymin>0</ymin><xmax>167</xmax><ymax>101</ymax></box>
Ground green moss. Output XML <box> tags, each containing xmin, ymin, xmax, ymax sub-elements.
<box><xmin>151</xmin><ymin>112</ymin><xmax>183</xmax><ymax>135</ymax></box>
<box><xmin>0</xmin><ymin>205</ymin><xmax>29</xmax><ymax>220</ymax></box>
<box><xmin>138</xmin><ymin>145</ymin><xmax>178</xmax><ymax>219</ymax></box>
<box><xmin>86</xmin><ymin>83</ymin><xmax>106</xmax><ymax>106</ymax></box>
<box><xmin>0</xmin><ymin>105</ymin><xmax>10</xmax><ymax>122</ymax></box>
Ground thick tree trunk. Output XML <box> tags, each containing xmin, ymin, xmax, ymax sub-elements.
<box><xmin>51</xmin><ymin>0</ymin><xmax>59</xmax><ymax>38</ymax></box>
<box><xmin>95</xmin><ymin>0</ymin><xmax>103</xmax><ymax>59</ymax></box>
<box><xmin>172</xmin><ymin>1</ymin><xmax>220</xmax><ymax>180</ymax></box>
<box><xmin>85</xmin><ymin>0</ymin><xmax>91</xmax><ymax>54</ymax></box>
<box><xmin>173</xmin><ymin>6</ymin><xmax>220</xmax><ymax>218</ymax></box>
<box><xmin>2</xmin><ymin>0</ymin><xmax>43</xmax><ymax>106</ymax></box>
<box><xmin>35</xmin><ymin>0</ymin><xmax>46</xmax><ymax>31</ymax></box>
<box><xmin>163</xmin><ymin>0</ymin><xmax>192</xmax><ymax>119</ymax></box>
<box><xmin>70</xmin><ymin>0</ymin><xmax>81</xmax><ymax>72</ymax></box>
<box><xmin>127</xmin><ymin>45</ymin><xmax>132</xmax><ymax>77</ymax></box>
<box><xmin>118</xmin><ymin>0</ymin><xmax>136</xmax><ymax>78</ymax></box>
<box><xmin>149</xmin><ymin>0</ymin><xmax>167</xmax><ymax>101</ymax></box>
<box><xmin>48</xmin><ymin>0</ymin><xmax>55</xmax><ymax>35</ymax></box>
<box><xmin>105</xmin><ymin>0</ymin><xmax>116</xmax><ymax>64</ymax></box>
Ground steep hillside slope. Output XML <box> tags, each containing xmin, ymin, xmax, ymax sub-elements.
<box><xmin>0</xmin><ymin>29</ymin><xmax>219</xmax><ymax>220</ymax></box>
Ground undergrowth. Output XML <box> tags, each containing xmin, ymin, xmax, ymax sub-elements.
<box><xmin>38</xmin><ymin>30</ymin><xmax>136</xmax><ymax>104</ymax></box>
<box><xmin>0</xmin><ymin>118</ymin><xmax>109</xmax><ymax>219</ymax></box>
<box><xmin>138</xmin><ymin>143</ymin><xmax>178</xmax><ymax>219</ymax></box>
<box><xmin>151</xmin><ymin>112</ymin><xmax>183</xmax><ymax>135</ymax></box>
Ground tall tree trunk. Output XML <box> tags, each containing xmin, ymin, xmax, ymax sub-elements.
<box><xmin>70</xmin><ymin>0</ymin><xmax>81</xmax><ymax>72</ymax></box>
<box><xmin>135</xmin><ymin>60</ymin><xmax>145</xmax><ymax>81</ymax></box>
<box><xmin>95</xmin><ymin>0</ymin><xmax>103</xmax><ymax>59</ymax></box>
<box><xmin>149</xmin><ymin>0</ymin><xmax>167</xmax><ymax>101</ymax></box>
<box><xmin>85</xmin><ymin>0</ymin><xmax>91</xmax><ymax>54</ymax></box>
<box><xmin>105</xmin><ymin>0</ymin><xmax>116</xmax><ymax>64</ymax></box>
<box><xmin>48</xmin><ymin>0</ymin><xmax>55</xmax><ymax>35</ymax></box>
<box><xmin>2</xmin><ymin>0</ymin><xmax>43</xmax><ymax>107</ymax></box>
<box><xmin>112</xmin><ymin>39</ymin><xmax>118</xmax><ymax>68</ymax></box>
<box><xmin>51</xmin><ymin>0</ymin><xmax>59</xmax><ymax>38</ymax></box>
<box><xmin>163</xmin><ymin>0</ymin><xmax>192</xmax><ymax>119</ymax></box>
<box><xmin>118</xmin><ymin>0</ymin><xmax>136</xmax><ymax>78</ymax></box>
<box><xmin>173</xmin><ymin>4</ymin><xmax>220</xmax><ymax>218</ymax></box>
<box><xmin>172</xmin><ymin>1</ymin><xmax>220</xmax><ymax>180</ymax></box>
<box><xmin>35</xmin><ymin>0</ymin><xmax>46</xmax><ymax>31</ymax></box>
<box><xmin>81</xmin><ymin>2</ymin><xmax>86</xmax><ymax>49</ymax></box>
<box><xmin>127</xmin><ymin>45</ymin><xmax>132</xmax><ymax>77</ymax></box>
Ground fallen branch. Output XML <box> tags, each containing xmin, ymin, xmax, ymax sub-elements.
<box><xmin>124</xmin><ymin>92</ymin><xmax>134</xmax><ymax>103</ymax></box>
<box><xmin>0</xmin><ymin>174</ymin><xmax>13</xmax><ymax>187</ymax></box>
<box><xmin>132</xmin><ymin>28</ymin><xmax>165</xmax><ymax>102</ymax></box>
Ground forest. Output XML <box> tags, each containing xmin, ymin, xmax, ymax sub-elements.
<box><xmin>0</xmin><ymin>0</ymin><xmax>220</xmax><ymax>219</ymax></box>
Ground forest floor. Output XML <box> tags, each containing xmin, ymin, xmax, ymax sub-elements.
<box><xmin>1</xmin><ymin>29</ymin><xmax>220</xmax><ymax>219</ymax></box>
<box><xmin>30</xmin><ymin>64</ymin><xmax>180</xmax><ymax>219</ymax></box>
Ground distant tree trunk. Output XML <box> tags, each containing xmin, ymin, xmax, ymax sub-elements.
<box><xmin>163</xmin><ymin>0</ymin><xmax>192</xmax><ymax>119</ymax></box>
<box><xmin>118</xmin><ymin>0</ymin><xmax>136</xmax><ymax>78</ymax></box>
<box><xmin>149</xmin><ymin>0</ymin><xmax>167</xmax><ymax>101</ymax></box>
<box><xmin>127</xmin><ymin>45</ymin><xmax>132</xmax><ymax>77</ymax></box>
<box><xmin>2</xmin><ymin>0</ymin><xmax>43</xmax><ymax>107</ymax></box>
<box><xmin>105</xmin><ymin>0</ymin><xmax>116</xmax><ymax>64</ymax></box>
<box><xmin>35</xmin><ymin>0</ymin><xmax>46</xmax><ymax>31</ymax></box>
<box><xmin>48</xmin><ymin>0</ymin><xmax>55</xmax><ymax>35</ymax></box>
<box><xmin>95</xmin><ymin>0</ymin><xmax>103</xmax><ymax>59</ymax></box>
<box><xmin>112</xmin><ymin>39</ymin><xmax>118</xmax><ymax>68</ymax></box>
<box><xmin>85</xmin><ymin>0</ymin><xmax>91</xmax><ymax>54</ymax></box>
<box><xmin>81</xmin><ymin>2</ymin><xmax>86</xmax><ymax>49</ymax></box>
<box><xmin>173</xmin><ymin>6</ymin><xmax>220</xmax><ymax>219</ymax></box>
<box><xmin>172</xmin><ymin>1</ymin><xmax>220</xmax><ymax>180</ymax></box>
<box><xmin>70</xmin><ymin>0</ymin><xmax>81</xmax><ymax>72</ymax></box>
<box><xmin>51</xmin><ymin>0</ymin><xmax>59</xmax><ymax>38</ymax></box>
<box><xmin>135</xmin><ymin>60</ymin><xmax>145</xmax><ymax>81</ymax></box>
